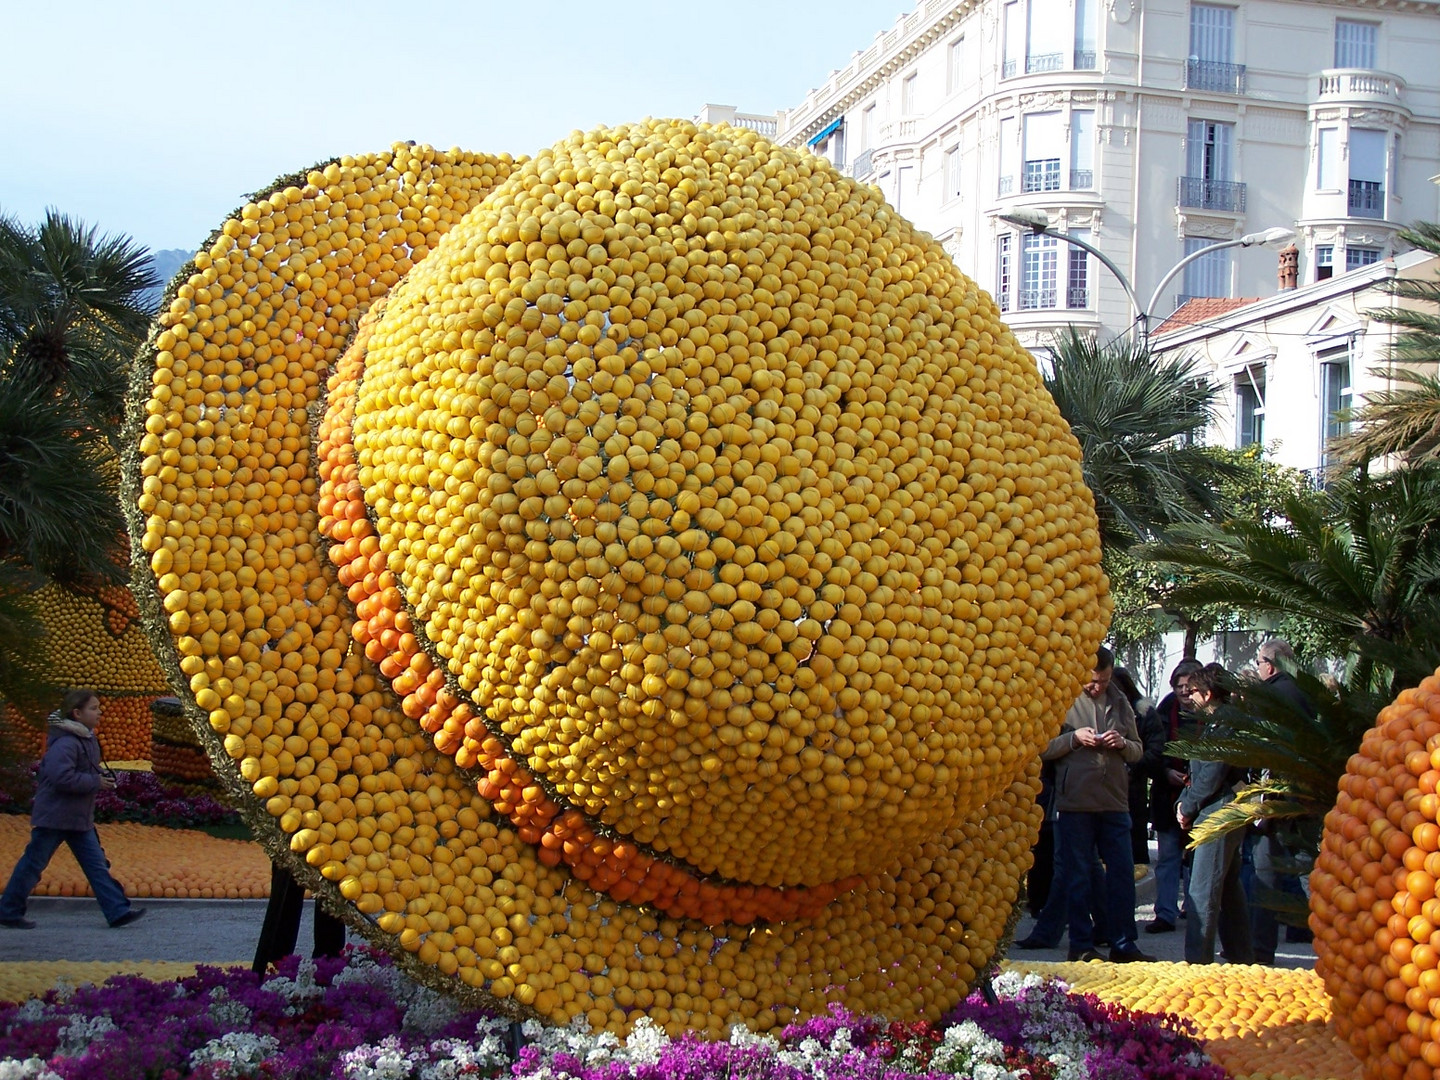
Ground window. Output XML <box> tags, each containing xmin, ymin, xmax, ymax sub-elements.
<box><xmin>895</xmin><ymin>165</ymin><xmax>914</xmax><ymax>213</ymax></box>
<box><xmin>1319</xmin><ymin>344</ymin><xmax>1352</xmax><ymax>467</ymax></box>
<box><xmin>1235</xmin><ymin>366</ymin><xmax>1266</xmax><ymax>448</ymax></box>
<box><xmin>1182</xmin><ymin>236</ymin><xmax>1231</xmax><ymax>301</ymax></box>
<box><xmin>1315</xmin><ymin>245</ymin><xmax>1334</xmax><ymax>282</ymax></box>
<box><xmin>1027</xmin><ymin>0</ymin><xmax>1067</xmax><ymax>72</ymax></box>
<box><xmin>901</xmin><ymin>74</ymin><xmax>917</xmax><ymax>114</ymax></box>
<box><xmin>1075</xmin><ymin>0</ymin><xmax>1097</xmax><ymax>69</ymax></box>
<box><xmin>860</xmin><ymin>105</ymin><xmax>876</xmax><ymax>150</ymax></box>
<box><xmin>1349</xmin><ymin>129</ymin><xmax>1386</xmax><ymax>218</ymax></box>
<box><xmin>1066</xmin><ymin>228</ymin><xmax>1091</xmax><ymax>309</ymax></box>
<box><xmin>1003</xmin><ymin>1</ymin><xmax>1023</xmax><ymax>78</ymax></box>
<box><xmin>1070</xmin><ymin>110</ymin><xmax>1094</xmax><ymax>189</ymax></box>
<box><xmin>1023</xmin><ymin>111</ymin><xmax>1063</xmax><ymax>192</ymax></box>
<box><xmin>1335</xmin><ymin>19</ymin><xmax>1377</xmax><ymax>69</ymax></box>
<box><xmin>996</xmin><ymin>233</ymin><xmax>1013</xmax><ymax>312</ymax></box>
<box><xmin>1021</xmin><ymin>232</ymin><xmax>1059</xmax><ymax>309</ymax></box>
<box><xmin>1346</xmin><ymin>246</ymin><xmax>1381</xmax><ymax>271</ymax></box>
<box><xmin>947</xmin><ymin>38</ymin><xmax>965</xmax><ymax>94</ymax></box>
<box><xmin>1188</xmin><ymin>4</ymin><xmax>1244</xmax><ymax>93</ymax></box>
<box><xmin>1181</xmin><ymin>119</ymin><xmax>1243</xmax><ymax>211</ymax></box>
<box><xmin>1317</xmin><ymin>127</ymin><xmax>1342</xmax><ymax>190</ymax></box>
<box><xmin>998</xmin><ymin>116</ymin><xmax>1018</xmax><ymax>195</ymax></box>
<box><xmin>943</xmin><ymin>147</ymin><xmax>961</xmax><ymax>201</ymax></box>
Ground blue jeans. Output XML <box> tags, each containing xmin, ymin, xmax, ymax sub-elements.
<box><xmin>1059</xmin><ymin>810</ymin><xmax>1138</xmax><ymax>952</ymax></box>
<box><xmin>0</xmin><ymin>827</ymin><xmax>133</xmax><ymax>925</ymax></box>
<box><xmin>1154</xmin><ymin>826</ymin><xmax>1189</xmax><ymax>924</ymax></box>
<box><xmin>1185</xmin><ymin>809</ymin><xmax>1254</xmax><ymax>964</ymax></box>
<box><xmin>1029</xmin><ymin>814</ymin><xmax>1106</xmax><ymax>945</ymax></box>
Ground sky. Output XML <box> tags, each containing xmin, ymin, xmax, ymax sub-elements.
<box><xmin>3</xmin><ymin>1</ymin><xmax>915</xmax><ymax>255</ymax></box>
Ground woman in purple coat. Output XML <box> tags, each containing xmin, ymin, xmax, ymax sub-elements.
<box><xmin>0</xmin><ymin>690</ymin><xmax>146</xmax><ymax>929</ymax></box>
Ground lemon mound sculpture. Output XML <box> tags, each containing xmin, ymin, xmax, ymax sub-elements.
<box><xmin>124</xmin><ymin>120</ymin><xmax>1109</xmax><ymax>1035</ymax></box>
<box><xmin>1312</xmin><ymin>667</ymin><xmax>1440</xmax><ymax>1080</ymax></box>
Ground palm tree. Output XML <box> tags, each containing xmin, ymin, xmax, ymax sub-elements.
<box><xmin>0</xmin><ymin>210</ymin><xmax>158</xmax><ymax>452</ymax></box>
<box><xmin>0</xmin><ymin>210</ymin><xmax>156</xmax><ymax>587</ymax></box>
<box><xmin>1332</xmin><ymin>221</ymin><xmax>1440</xmax><ymax>466</ymax></box>
<box><xmin>1042</xmin><ymin>327</ymin><xmax>1241</xmax><ymax>551</ymax></box>
<box><xmin>1145</xmin><ymin>464</ymin><xmax>1440</xmax><ymax>695</ymax></box>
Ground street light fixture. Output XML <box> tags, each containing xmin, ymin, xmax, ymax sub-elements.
<box><xmin>997</xmin><ymin>209</ymin><xmax>1297</xmax><ymax>343</ymax></box>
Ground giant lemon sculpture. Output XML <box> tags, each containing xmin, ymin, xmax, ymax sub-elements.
<box><xmin>124</xmin><ymin>120</ymin><xmax>1109</xmax><ymax>1035</ymax></box>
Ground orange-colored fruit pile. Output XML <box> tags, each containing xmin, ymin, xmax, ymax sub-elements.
<box><xmin>1313</xmin><ymin>668</ymin><xmax>1440</xmax><ymax>1080</ymax></box>
<box><xmin>149</xmin><ymin>698</ymin><xmax>217</xmax><ymax>785</ymax></box>
<box><xmin>2</xmin><ymin>694</ymin><xmax>158</xmax><ymax>762</ymax></box>
<box><xmin>0</xmin><ymin>816</ymin><xmax>270</xmax><ymax>899</ymax></box>
<box><xmin>1015</xmin><ymin>960</ymin><xmax>1359</xmax><ymax>1080</ymax></box>
<box><xmin>125</xmin><ymin>122</ymin><xmax>1109</xmax><ymax>1033</ymax></box>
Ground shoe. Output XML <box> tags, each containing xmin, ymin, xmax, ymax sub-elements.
<box><xmin>1109</xmin><ymin>944</ymin><xmax>1156</xmax><ymax>963</ymax></box>
<box><xmin>1144</xmin><ymin>919</ymin><xmax>1176</xmax><ymax>934</ymax></box>
<box><xmin>1133</xmin><ymin>865</ymin><xmax>1148</xmax><ymax>882</ymax></box>
<box><xmin>109</xmin><ymin>908</ymin><xmax>147</xmax><ymax>928</ymax></box>
<box><xmin>1013</xmin><ymin>936</ymin><xmax>1058</xmax><ymax>950</ymax></box>
<box><xmin>0</xmin><ymin>917</ymin><xmax>35</xmax><ymax>930</ymax></box>
<box><xmin>1067</xmin><ymin>948</ymin><xmax>1105</xmax><ymax>962</ymax></box>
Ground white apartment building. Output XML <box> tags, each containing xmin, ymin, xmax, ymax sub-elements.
<box><xmin>1150</xmin><ymin>249</ymin><xmax>1438</xmax><ymax>475</ymax></box>
<box><xmin>766</xmin><ymin>0</ymin><xmax>1440</xmax><ymax>351</ymax></box>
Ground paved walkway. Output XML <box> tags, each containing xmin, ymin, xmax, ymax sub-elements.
<box><xmin>0</xmin><ymin>897</ymin><xmax>339</xmax><ymax>965</ymax></box>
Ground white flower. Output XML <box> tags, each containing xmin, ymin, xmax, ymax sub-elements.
<box><xmin>54</xmin><ymin>1013</ymin><xmax>117</xmax><ymax>1057</ymax></box>
<box><xmin>0</xmin><ymin>1059</ymin><xmax>62</xmax><ymax>1080</ymax></box>
<box><xmin>261</xmin><ymin>958</ymin><xmax>325</xmax><ymax>1014</ymax></box>
<box><xmin>207</xmin><ymin>986</ymin><xmax>253</xmax><ymax>1029</ymax></box>
<box><xmin>619</xmin><ymin>1017</ymin><xmax>669</xmax><ymax>1066</ymax></box>
<box><xmin>189</xmin><ymin>1031</ymin><xmax>282</xmax><ymax>1077</ymax></box>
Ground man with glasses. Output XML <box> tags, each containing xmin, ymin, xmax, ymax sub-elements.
<box><xmin>1041</xmin><ymin>646</ymin><xmax>1154</xmax><ymax>963</ymax></box>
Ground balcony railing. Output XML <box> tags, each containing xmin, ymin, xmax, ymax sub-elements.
<box><xmin>1074</xmin><ymin>50</ymin><xmax>1097</xmax><ymax>70</ymax></box>
<box><xmin>1316</xmin><ymin>68</ymin><xmax>1405</xmax><ymax>105</ymax></box>
<box><xmin>1348</xmin><ymin>179</ymin><xmax>1385</xmax><ymax>219</ymax></box>
<box><xmin>1178</xmin><ymin>176</ymin><xmax>1247</xmax><ymax>213</ymax></box>
<box><xmin>1026</xmin><ymin>52</ymin><xmax>1065</xmax><ymax>73</ymax></box>
<box><xmin>850</xmin><ymin>148</ymin><xmax>874</xmax><ymax>180</ymax></box>
<box><xmin>1070</xmin><ymin>169</ymin><xmax>1094</xmax><ymax>190</ymax></box>
<box><xmin>1186</xmin><ymin>58</ymin><xmax>1246</xmax><ymax>94</ymax></box>
<box><xmin>1019</xmin><ymin>288</ymin><xmax>1057</xmax><ymax>310</ymax></box>
<box><xmin>1002</xmin><ymin>58</ymin><xmax>1017</xmax><ymax>79</ymax></box>
<box><xmin>998</xmin><ymin>174</ymin><xmax>1015</xmax><ymax>196</ymax></box>
<box><xmin>1023</xmin><ymin>159</ymin><xmax>1061</xmax><ymax>193</ymax></box>
<box><xmin>1066</xmin><ymin>286</ymin><xmax>1090</xmax><ymax>309</ymax></box>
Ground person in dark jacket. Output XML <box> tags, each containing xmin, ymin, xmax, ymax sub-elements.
<box><xmin>1145</xmin><ymin>657</ymin><xmax>1203</xmax><ymax>933</ymax></box>
<box><xmin>1177</xmin><ymin>664</ymin><xmax>1254</xmax><ymax>965</ymax></box>
<box><xmin>1248</xmin><ymin>638</ymin><xmax>1316</xmax><ymax>962</ymax></box>
<box><xmin>0</xmin><ymin>690</ymin><xmax>146</xmax><ymax>929</ymax></box>
<box><xmin>1112</xmin><ymin>667</ymin><xmax>1164</xmax><ymax>867</ymax></box>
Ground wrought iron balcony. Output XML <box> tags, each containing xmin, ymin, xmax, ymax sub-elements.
<box><xmin>850</xmin><ymin>149</ymin><xmax>874</xmax><ymax>180</ymax></box>
<box><xmin>1348</xmin><ymin>179</ymin><xmax>1385</xmax><ymax>219</ymax></box>
<box><xmin>1022</xmin><ymin>159</ymin><xmax>1061</xmax><ymax>193</ymax></box>
<box><xmin>1070</xmin><ymin>169</ymin><xmax>1094</xmax><ymax>190</ymax></box>
<box><xmin>998</xmin><ymin>174</ymin><xmax>1015</xmax><ymax>196</ymax></box>
<box><xmin>1019</xmin><ymin>288</ymin><xmax>1057</xmax><ymax>311</ymax></box>
<box><xmin>1074</xmin><ymin>50</ymin><xmax>1097</xmax><ymax>71</ymax></box>
<box><xmin>1178</xmin><ymin>176</ymin><xmax>1247</xmax><ymax>213</ymax></box>
<box><xmin>1186</xmin><ymin>58</ymin><xmax>1246</xmax><ymax>94</ymax></box>
<box><xmin>1002</xmin><ymin>58</ymin><xmax>1017</xmax><ymax>79</ymax></box>
<box><xmin>1066</xmin><ymin>286</ymin><xmax>1090</xmax><ymax>309</ymax></box>
<box><xmin>1026</xmin><ymin>52</ymin><xmax>1065</xmax><ymax>74</ymax></box>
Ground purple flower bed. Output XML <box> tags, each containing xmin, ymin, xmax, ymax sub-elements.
<box><xmin>0</xmin><ymin>763</ymin><xmax>241</xmax><ymax>830</ymax></box>
<box><xmin>0</xmin><ymin>952</ymin><xmax>1228</xmax><ymax>1080</ymax></box>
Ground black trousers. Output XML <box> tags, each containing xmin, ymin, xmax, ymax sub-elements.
<box><xmin>252</xmin><ymin>862</ymin><xmax>346</xmax><ymax>974</ymax></box>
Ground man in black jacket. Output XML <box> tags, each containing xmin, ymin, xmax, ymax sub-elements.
<box><xmin>1144</xmin><ymin>658</ymin><xmax>1202</xmax><ymax>934</ymax></box>
<box><xmin>1249</xmin><ymin>638</ymin><xmax>1316</xmax><ymax>962</ymax></box>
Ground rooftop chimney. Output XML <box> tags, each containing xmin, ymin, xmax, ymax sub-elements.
<box><xmin>1278</xmin><ymin>244</ymin><xmax>1299</xmax><ymax>291</ymax></box>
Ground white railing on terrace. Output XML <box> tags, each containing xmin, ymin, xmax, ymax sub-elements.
<box><xmin>731</xmin><ymin>113</ymin><xmax>778</xmax><ymax>138</ymax></box>
<box><xmin>1315</xmin><ymin>68</ymin><xmax>1405</xmax><ymax>104</ymax></box>
<box><xmin>779</xmin><ymin>0</ymin><xmax>959</xmax><ymax>140</ymax></box>
<box><xmin>878</xmin><ymin>117</ymin><xmax>920</xmax><ymax>142</ymax></box>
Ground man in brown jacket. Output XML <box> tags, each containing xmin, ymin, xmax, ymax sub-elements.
<box><xmin>1040</xmin><ymin>646</ymin><xmax>1153</xmax><ymax>963</ymax></box>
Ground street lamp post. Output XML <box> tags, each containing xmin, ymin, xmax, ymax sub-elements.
<box><xmin>998</xmin><ymin>208</ymin><xmax>1296</xmax><ymax>345</ymax></box>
